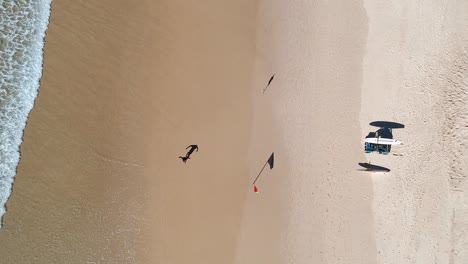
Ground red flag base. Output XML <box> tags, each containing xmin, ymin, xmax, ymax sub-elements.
<box><xmin>253</xmin><ymin>185</ymin><xmax>258</xmax><ymax>193</ymax></box>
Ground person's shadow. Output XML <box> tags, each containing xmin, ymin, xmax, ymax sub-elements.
<box><xmin>179</xmin><ymin>145</ymin><xmax>198</xmax><ymax>163</ymax></box>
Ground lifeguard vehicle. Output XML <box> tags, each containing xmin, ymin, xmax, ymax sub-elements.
<box><xmin>364</xmin><ymin>121</ymin><xmax>404</xmax><ymax>155</ymax></box>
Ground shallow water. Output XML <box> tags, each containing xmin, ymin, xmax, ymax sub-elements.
<box><xmin>0</xmin><ymin>0</ymin><xmax>52</xmax><ymax>227</ymax></box>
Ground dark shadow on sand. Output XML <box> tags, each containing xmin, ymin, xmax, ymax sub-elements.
<box><xmin>365</xmin><ymin>128</ymin><xmax>393</xmax><ymax>139</ymax></box>
<box><xmin>358</xmin><ymin>162</ymin><xmax>390</xmax><ymax>172</ymax></box>
<box><xmin>369</xmin><ymin>121</ymin><xmax>405</xmax><ymax>129</ymax></box>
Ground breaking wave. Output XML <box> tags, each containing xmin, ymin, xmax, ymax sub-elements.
<box><xmin>0</xmin><ymin>0</ymin><xmax>52</xmax><ymax>227</ymax></box>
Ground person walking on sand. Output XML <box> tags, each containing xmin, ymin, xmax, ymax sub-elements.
<box><xmin>179</xmin><ymin>145</ymin><xmax>199</xmax><ymax>163</ymax></box>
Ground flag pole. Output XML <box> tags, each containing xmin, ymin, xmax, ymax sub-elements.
<box><xmin>252</xmin><ymin>160</ymin><xmax>269</xmax><ymax>186</ymax></box>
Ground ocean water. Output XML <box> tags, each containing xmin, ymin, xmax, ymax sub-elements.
<box><xmin>0</xmin><ymin>0</ymin><xmax>52</xmax><ymax>227</ymax></box>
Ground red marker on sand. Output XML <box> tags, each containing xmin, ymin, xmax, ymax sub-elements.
<box><xmin>253</xmin><ymin>185</ymin><xmax>259</xmax><ymax>193</ymax></box>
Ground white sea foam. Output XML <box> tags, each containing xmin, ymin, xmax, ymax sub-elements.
<box><xmin>0</xmin><ymin>0</ymin><xmax>52</xmax><ymax>228</ymax></box>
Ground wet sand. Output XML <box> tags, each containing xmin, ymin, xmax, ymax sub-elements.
<box><xmin>0</xmin><ymin>1</ymin><xmax>257</xmax><ymax>263</ymax></box>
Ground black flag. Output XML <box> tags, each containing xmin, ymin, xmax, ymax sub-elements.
<box><xmin>267</xmin><ymin>74</ymin><xmax>275</xmax><ymax>86</ymax></box>
<box><xmin>263</xmin><ymin>74</ymin><xmax>275</xmax><ymax>94</ymax></box>
<box><xmin>267</xmin><ymin>152</ymin><xmax>274</xmax><ymax>169</ymax></box>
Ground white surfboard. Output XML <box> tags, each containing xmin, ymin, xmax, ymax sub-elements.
<box><xmin>364</xmin><ymin>138</ymin><xmax>402</xmax><ymax>145</ymax></box>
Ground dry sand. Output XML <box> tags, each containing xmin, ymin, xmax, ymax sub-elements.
<box><xmin>1</xmin><ymin>0</ymin><xmax>467</xmax><ymax>263</ymax></box>
<box><xmin>236</xmin><ymin>0</ymin><xmax>377</xmax><ymax>263</ymax></box>
<box><xmin>361</xmin><ymin>1</ymin><xmax>468</xmax><ymax>263</ymax></box>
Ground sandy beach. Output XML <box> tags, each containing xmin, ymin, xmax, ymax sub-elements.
<box><xmin>361</xmin><ymin>1</ymin><xmax>468</xmax><ymax>262</ymax></box>
<box><xmin>0</xmin><ymin>0</ymin><xmax>467</xmax><ymax>263</ymax></box>
<box><xmin>236</xmin><ymin>1</ymin><xmax>377</xmax><ymax>263</ymax></box>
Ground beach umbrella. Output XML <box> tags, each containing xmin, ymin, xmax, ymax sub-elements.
<box><xmin>252</xmin><ymin>152</ymin><xmax>275</xmax><ymax>193</ymax></box>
